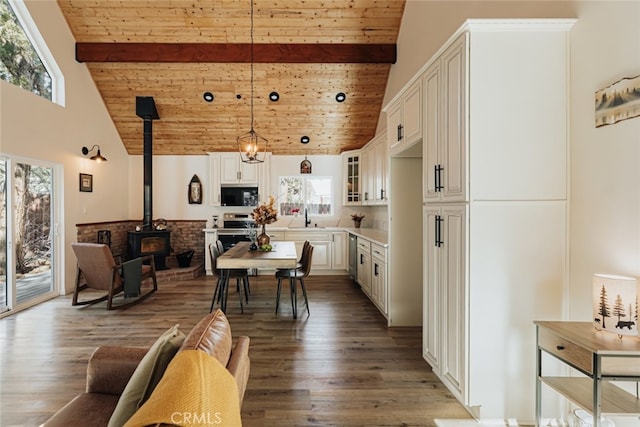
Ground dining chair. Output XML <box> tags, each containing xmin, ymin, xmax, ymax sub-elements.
<box><xmin>215</xmin><ymin>239</ymin><xmax>251</xmax><ymax>298</ymax></box>
<box><xmin>276</xmin><ymin>240</ymin><xmax>310</xmax><ymax>272</ymax></box>
<box><xmin>275</xmin><ymin>243</ymin><xmax>313</xmax><ymax>318</ymax></box>
<box><xmin>209</xmin><ymin>243</ymin><xmax>249</xmax><ymax>313</ymax></box>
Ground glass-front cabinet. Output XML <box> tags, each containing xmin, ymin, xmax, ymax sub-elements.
<box><xmin>342</xmin><ymin>150</ymin><xmax>361</xmax><ymax>205</ymax></box>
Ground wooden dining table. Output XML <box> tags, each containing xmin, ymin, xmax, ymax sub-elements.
<box><xmin>216</xmin><ymin>241</ymin><xmax>300</xmax><ymax>316</ymax></box>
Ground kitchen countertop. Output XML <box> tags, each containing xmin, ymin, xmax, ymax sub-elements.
<box><xmin>203</xmin><ymin>226</ymin><xmax>388</xmax><ymax>247</ymax></box>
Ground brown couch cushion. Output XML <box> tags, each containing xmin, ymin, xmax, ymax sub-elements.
<box><xmin>179</xmin><ymin>309</ymin><xmax>232</xmax><ymax>366</ymax></box>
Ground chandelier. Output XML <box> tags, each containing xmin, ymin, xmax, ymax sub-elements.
<box><xmin>237</xmin><ymin>0</ymin><xmax>267</xmax><ymax>164</ymax></box>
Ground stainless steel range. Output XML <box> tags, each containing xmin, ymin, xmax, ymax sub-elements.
<box><xmin>216</xmin><ymin>213</ymin><xmax>255</xmax><ymax>250</ymax></box>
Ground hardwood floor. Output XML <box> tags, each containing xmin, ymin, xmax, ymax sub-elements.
<box><xmin>0</xmin><ymin>274</ymin><xmax>471</xmax><ymax>427</ymax></box>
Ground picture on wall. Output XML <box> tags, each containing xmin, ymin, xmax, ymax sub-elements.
<box><xmin>79</xmin><ymin>173</ymin><xmax>93</xmax><ymax>192</ymax></box>
<box><xmin>595</xmin><ymin>74</ymin><xmax>640</xmax><ymax>127</ymax></box>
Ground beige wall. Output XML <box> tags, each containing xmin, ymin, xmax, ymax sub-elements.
<box><xmin>0</xmin><ymin>0</ymin><xmax>130</xmax><ymax>293</ymax></box>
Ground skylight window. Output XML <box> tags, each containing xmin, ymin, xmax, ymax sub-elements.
<box><xmin>0</xmin><ymin>0</ymin><xmax>63</xmax><ymax>105</ymax></box>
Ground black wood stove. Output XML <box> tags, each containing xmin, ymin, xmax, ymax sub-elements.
<box><xmin>127</xmin><ymin>96</ymin><xmax>171</xmax><ymax>270</ymax></box>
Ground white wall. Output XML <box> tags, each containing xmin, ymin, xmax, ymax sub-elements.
<box><xmin>0</xmin><ymin>0</ymin><xmax>130</xmax><ymax>294</ymax></box>
<box><xmin>127</xmin><ymin>155</ymin><xmax>210</xmax><ymax>223</ymax></box>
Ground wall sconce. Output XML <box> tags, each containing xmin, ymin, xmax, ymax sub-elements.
<box><xmin>593</xmin><ymin>273</ymin><xmax>639</xmax><ymax>338</ymax></box>
<box><xmin>300</xmin><ymin>156</ymin><xmax>312</xmax><ymax>174</ymax></box>
<box><xmin>82</xmin><ymin>145</ymin><xmax>107</xmax><ymax>162</ymax></box>
<box><xmin>188</xmin><ymin>174</ymin><xmax>202</xmax><ymax>204</ymax></box>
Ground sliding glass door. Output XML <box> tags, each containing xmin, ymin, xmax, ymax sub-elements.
<box><xmin>0</xmin><ymin>156</ymin><xmax>57</xmax><ymax>314</ymax></box>
<box><xmin>0</xmin><ymin>159</ymin><xmax>7</xmax><ymax>313</ymax></box>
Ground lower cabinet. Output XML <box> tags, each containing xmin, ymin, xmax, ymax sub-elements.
<box><xmin>355</xmin><ymin>236</ymin><xmax>388</xmax><ymax>318</ymax></box>
<box><xmin>356</xmin><ymin>237</ymin><xmax>371</xmax><ymax>295</ymax></box>
<box><xmin>423</xmin><ymin>204</ymin><xmax>466</xmax><ymax>401</ymax></box>
<box><xmin>371</xmin><ymin>243</ymin><xmax>388</xmax><ymax>315</ymax></box>
<box><xmin>284</xmin><ymin>231</ymin><xmax>332</xmax><ymax>271</ymax></box>
<box><xmin>331</xmin><ymin>231</ymin><xmax>348</xmax><ymax>271</ymax></box>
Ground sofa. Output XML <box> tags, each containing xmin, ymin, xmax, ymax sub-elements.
<box><xmin>42</xmin><ymin>310</ymin><xmax>250</xmax><ymax>427</ymax></box>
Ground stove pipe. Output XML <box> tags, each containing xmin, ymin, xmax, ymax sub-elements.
<box><xmin>135</xmin><ymin>96</ymin><xmax>160</xmax><ymax>230</ymax></box>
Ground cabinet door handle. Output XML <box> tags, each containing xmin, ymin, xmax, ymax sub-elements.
<box><xmin>380</xmin><ymin>189</ymin><xmax>385</xmax><ymax>199</ymax></box>
<box><xmin>397</xmin><ymin>124</ymin><xmax>404</xmax><ymax>141</ymax></box>
<box><xmin>435</xmin><ymin>215</ymin><xmax>444</xmax><ymax>247</ymax></box>
<box><xmin>364</xmin><ymin>192</ymin><xmax>368</xmax><ymax>201</ymax></box>
<box><xmin>556</xmin><ymin>345</ymin><xmax>565</xmax><ymax>351</ymax></box>
<box><xmin>436</xmin><ymin>165</ymin><xmax>444</xmax><ymax>192</ymax></box>
<box><xmin>360</xmin><ymin>254</ymin><xmax>363</xmax><ymax>264</ymax></box>
<box><xmin>374</xmin><ymin>263</ymin><xmax>379</xmax><ymax>276</ymax></box>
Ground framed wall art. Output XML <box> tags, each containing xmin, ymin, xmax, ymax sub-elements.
<box><xmin>79</xmin><ymin>173</ymin><xmax>93</xmax><ymax>192</ymax></box>
<box><xmin>595</xmin><ymin>74</ymin><xmax>640</xmax><ymax>127</ymax></box>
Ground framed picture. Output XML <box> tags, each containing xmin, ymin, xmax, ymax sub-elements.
<box><xmin>79</xmin><ymin>173</ymin><xmax>93</xmax><ymax>192</ymax></box>
<box><xmin>595</xmin><ymin>74</ymin><xmax>640</xmax><ymax>127</ymax></box>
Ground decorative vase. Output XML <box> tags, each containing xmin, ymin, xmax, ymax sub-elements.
<box><xmin>257</xmin><ymin>225</ymin><xmax>270</xmax><ymax>245</ymax></box>
<box><xmin>354</xmin><ymin>219</ymin><xmax>362</xmax><ymax>229</ymax></box>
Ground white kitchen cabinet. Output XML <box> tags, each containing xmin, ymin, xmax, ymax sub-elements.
<box><xmin>220</xmin><ymin>152</ymin><xmax>259</xmax><ymax>184</ymax></box>
<box><xmin>370</xmin><ymin>243</ymin><xmax>388</xmax><ymax>315</ymax></box>
<box><xmin>356</xmin><ymin>237</ymin><xmax>371</xmax><ymax>296</ymax></box>
<box><xmin>342</xmin><ymin>150</ymin><xmax>362</xmax><ymax>205</ymax></box>
<box><xmin>362</xmin><ymin>133</ymin><xmax>388</xmax><ymax>205</ymax></box>
<box><xmin>208</xmin><ymin>152</ymin><xmax>271</xmax><ymax>206</ymax></box>
<box><xmin>331</xmin><ymin>231</ymin><xmax>348</xmax><ymax>271</ymax></box>
<box><xmin>423</xmin><ymin>35</ymin><xmax>466</xmax><ymax>203</ymax></box>
<box><xmin>386</xmin><ymin>79</ymin><xmax>422</xmax><ymax>156</ymax></box>
<box><xmin>420</xmin><ymin>19</ymin><xmax>574</xmax><ymax>420</ymax></box>
<box><xmin>284</xmin><ymin>230</ymin><xmax>332</xmax><ymax>271</ymax></box>
<box><xmin>423</xmin><ymin>204</ymin><xmax>466</xmax><ymax>401</ymax></box>
<box><xmin>208</xmin><ymin>154</ymin><xmax>221</xmax><ymax>206</ymax></box>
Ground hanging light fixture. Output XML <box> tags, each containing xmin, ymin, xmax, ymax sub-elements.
<box><xmin>237</xmin><ymin>0</ymin><xmax>267</xmax><ymax>164</ymax></box>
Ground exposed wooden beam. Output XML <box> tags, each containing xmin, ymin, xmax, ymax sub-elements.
<box><xmin>76</xmin><ymin>43</ymin><xmax>397</xmax><ymax>64</ymax></box>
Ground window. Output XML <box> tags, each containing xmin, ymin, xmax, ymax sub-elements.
<box><xmin>0</xmin><ymin>0</ymin><xmax>64</xmax><ymax>105</ymax></box>
<box><xmin>278</xmin><ymin>176</ymin><xmax>333</xmax><ymax>216</ymax></box>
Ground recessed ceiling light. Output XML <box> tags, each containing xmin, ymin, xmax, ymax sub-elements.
<box><xmin>300</xmin><ymin>136</ymin><xmax>310</xmax><ymax>144</ymax></box>
<box><xmin>203</xmin><ymin>92</ymin><xmax>214</xmax><ymax>102</ymax></box>
<box><xmin>335</xmin><ymin>92</ymin><xmax>346</xmax><ymax>102</ymax></box>
<box><xmin>269</xmin><ymin>91</ymin><xmax>280</xmax><ymax>102</ymax></box>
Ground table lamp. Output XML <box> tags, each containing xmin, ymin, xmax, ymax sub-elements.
<box><xmin>593</xmin><ymin>273</ymin><xmax>639</xmax><ymax>337</ymax></box>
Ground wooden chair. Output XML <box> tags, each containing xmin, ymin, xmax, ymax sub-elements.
<box><xmin>276</xmin><ymin>240</ymin><xmax>310</xmax><ymax>272</ymax></box>
<box><xmin>209</xmin><ymin>243</ymin><xmax>250</xmax><ymax>314</ymax></box>
<box><xmin>71</xmin><ymin>242</ymin><xmax>157</xmax><ymax>310</ymax></box>
<box><xmin>275</xmin><ymin>243</ymin><xmax>313</xmax><ymax>318</ymax></box>
<box><xmin>215</xmin><ymin>239</ymin><xmax>251</xmax><ymax>299</ymax></box>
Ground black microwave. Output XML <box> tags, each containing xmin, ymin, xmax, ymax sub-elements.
<box><xmin>220</xmin><ymin>186</ymin><xmax>259</xmax><ymax>207</ymax></box>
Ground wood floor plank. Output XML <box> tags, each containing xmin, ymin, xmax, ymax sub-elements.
<box><xmin>0</xmin><ymin>274</ymin><xmax>472</xmax><ymax>426</ymax></box>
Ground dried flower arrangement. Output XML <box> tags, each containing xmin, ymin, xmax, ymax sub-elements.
<box><xmin>252</xmin><ymin>195</ymin><xmax>278</xmax><ymax>225</ymax></box>
<box><xmin>351</xmin><ymin>213</ymin><xmax>365</xmax><ymax>221</ymax></box>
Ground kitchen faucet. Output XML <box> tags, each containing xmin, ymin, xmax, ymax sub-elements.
<box><xmin>304</xmin><ymin>208</ymin><xmax>311</xmax><ymax>227</ymax></box>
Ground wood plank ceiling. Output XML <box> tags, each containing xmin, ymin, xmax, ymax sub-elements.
<box><xmin>56</xmin><ymin>1</ymin><xmax>405</xmax><ymax>156</ymax></box>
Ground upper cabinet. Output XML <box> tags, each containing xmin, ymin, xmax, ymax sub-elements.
<box><xmin>208</xmin><ymin>152</ymin><xmax>271</xmax><ymax>206</ymax></box>
<box><xmin>386</xmin><ymin>79</ymin><xmax>423</xmax><ymax>156</ymax></box>
<box><xmin>362</xmin><ymin>133</ymin><xmax>388</xmax><ymax>205</ymax></box>
<box><xmin>423</xmin><ymin>34</ymin><xmax>467</xmax><ymax>203</ymax></box>
<box><xmin>219</xmin><ymin>153</ymin><xmax>259</xmax><ymax>184</ymax></box>
<box><xmin>342</xmin><ymin>150</ymin><xmax>362</xmax><ymax>205</ymax></box>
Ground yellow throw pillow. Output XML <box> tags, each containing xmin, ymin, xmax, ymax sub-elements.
<box><xmin>108</xmin><ymin>324</ymin><xmax>185</xmax><ymax>427</ymax></box>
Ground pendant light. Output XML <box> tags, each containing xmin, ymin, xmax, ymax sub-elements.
<box><xmin>237</xmin><ymin>0</ymin><xmax>267</xmax><ymax>164</ymax></box>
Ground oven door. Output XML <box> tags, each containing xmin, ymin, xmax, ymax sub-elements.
<box><xmin>216</xmin><ymin>232</ymin><xmax>251</xmax><ymax>251</ymax></box>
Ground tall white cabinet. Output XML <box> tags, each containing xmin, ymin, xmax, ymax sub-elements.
<box><xmin>420</xmin><ymin>19</ymin><xmax>574</xmax><ymax>421</ymax></box>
